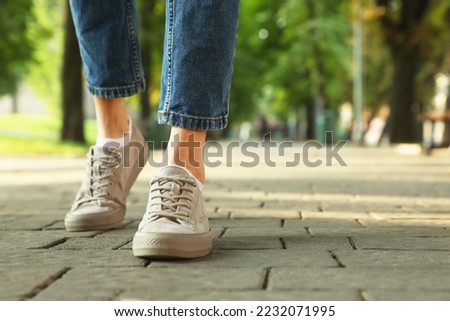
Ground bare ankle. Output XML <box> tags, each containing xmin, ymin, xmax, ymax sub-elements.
<box><xmin>94</xmin><ymin>97</ymin><xmax>130</xmax><ymax>138</ymax></box>
<box><xmin>167</xmin><ymin>127</ymin><xmax>206</xmax><ymax>184</ymax></box>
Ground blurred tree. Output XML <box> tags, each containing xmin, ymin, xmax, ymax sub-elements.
<box><xmin>276</xmin><ymin>0</ymin><xmax>352</xmax><ymax>138</ymax></box>
<box><xmin>230</xmin><ymin>1</ymin><xmax>283</xmax><ymax>130</ymax></box>
<box><xmin>137</xmin><ymin>0</ymin><xmax>165</xmax><ymax>140</ymax></box>
<box><xmin>61</xmin><ymin>1</ymin><xmax>84</xmax><ymax>143</ymax></box>
<box><xmin>362</xmin><ymin>7</ymin><xmax>392</xmax><ymax>115</ymax></box>
<box><xmin>376</xmin><ymin>0</ymin><xmax>431</xmax><ymax>143</ymax></box>
<box><xmin>0</xmin><ymin>0</ymin><xmax>35</xmax><ymax>107</ymax></box>
<box><xmin>415</xmin><ymin>1</ymin><xmax>450</xmax><ymax>147</ymax></box>
<box><xmin>346</xmin><ymin>1</ymin><xmax>450</xmax><ymax>144</ymax></box>
<box><xmin>26</xmin><ymin>0</ymin><xmax>65</xmax><ymax>117</ymax></box>
<box><xmin>137</xmin><ymin>0</ymin><xmax>157</xmax><ymax>139</ymax></box>
<box><xmin>415</xmin><ymin>1</ymin><xmax>450</xmax><ymax>107</ymax></box>
<box><xmin>230</xmin><ymin>0</ymin><xmax>352</xmax><ymax>139</ymax></box>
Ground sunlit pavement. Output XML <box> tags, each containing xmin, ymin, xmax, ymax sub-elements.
<box><xmin>1</xmin><ymin>144</ymin><xmax>449</xmax><ymax>300</ymax></box>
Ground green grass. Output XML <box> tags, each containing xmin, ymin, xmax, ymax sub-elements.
<box><xmin>0</xmin><ymin>114</ymin><xmax>97</xmax><ymax>156</ymax></box>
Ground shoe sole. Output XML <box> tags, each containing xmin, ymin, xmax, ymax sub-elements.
<box><xmin>65</xmin><ymin>143</ymin><xmax>149</xmax><ymax>232</ymax></box>
<box><xmin>132</xmin><ymin>231</ymin><xmax>212</xmax><ymax>259</ymax></box>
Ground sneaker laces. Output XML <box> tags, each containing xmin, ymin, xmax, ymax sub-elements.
<box><xmin>76</xmin><ymin>149</ymin><xmax>121</xmax><ymax>206</ymax></box>
<box><xmin>147</xmin><ymin>176</ymin><xmax>196</xmax><ymax>223</ymax></box>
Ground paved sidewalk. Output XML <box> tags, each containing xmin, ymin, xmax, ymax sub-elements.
<box><xmin>0</xmin><ymin>144</ymin><xmax>449</xmax><ymax>301</ymax></box>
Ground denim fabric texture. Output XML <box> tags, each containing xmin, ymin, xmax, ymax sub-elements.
<box><xmin>70</xmin><ymin>0</ymin><xmax>240</xmax><ymax>130</ymax></box>
<box><xmin>70</xmin><ymin>0</ymin><xmax>145</xmax><ymax>98</ymax></box>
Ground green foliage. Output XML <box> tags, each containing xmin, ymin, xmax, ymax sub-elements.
<box><xmin>3</xmin><ymin>0</ymin><xmax>449</xmax><ymax>144</ymax></box>
<box><xmin>275</xmin><ymin>0</ymin><xmax>352</xmax><ymax>112</ymax></box>
<box><xmin>230</xmin><ymin>0</ymin><xmax>353</xmax><ymax>126</ymax></box>
<box><xmin>0</xmin><ymin>114</ymin><xmax>96</xmax><ymax>156</ymax></box>
<box><xmin>366</xmin><ymin>0</ymin><xmax>450</xmax><ymax>111</ymax></box>
<box><xmin>136</xmin><ymin>0</ymin><xmax>165</xmax><ymax>107</ymax></box>
<box><xmin>25</xmin><ymin>0</ymin><xmax>65</xmax><ymax>116</ymax></box>
<box><xmin>362</xmin><ymin>5</ymin><xmax>392</xmax><ymax>112</ymax></box>
<box><xmin>0</xmin><ymin>0</ymin><xmax>35</xmax><ymax>96</ymax></box>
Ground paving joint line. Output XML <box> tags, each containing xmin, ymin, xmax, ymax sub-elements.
<box><xmin>328</xmin><ymin>250</ymin><xmax>346</xmax><ymax>268</ymax></box>
<box><xmin>20</xmin><ymin>267</ymin><xmax>71</xmax><ymax>300</ymax></box>
<box><xmin>217</xmin><ymin>227</ymin><xmax>228</xmax><ymax>238</ymax></box>
<box><xmin>28</xmin><ymin>237</ymin><xmax>69</xmax><ymax>249</ymax></box>
<box><xmin>305</xmin><ymin>227</ymin><xmax>314</xmax><ymax>237</ymax></box>
<box><xmin>112</xmin><ymin>238</ymin><xmax>133</xmax><ymax>250</ymax></box>
<box><xmin>347</xmin><ymin>237</ymin><xmax>358</xmax><ymax>250</ymax></box>
<box><xmin>279</xmin><ymin>238</ymin><xmax>287</xmax><ymax>249</ymax></box>
<box><xmin>261</xmin><ymin>267</ymin><xmax>272</xmax><ymax>290</ymax></box>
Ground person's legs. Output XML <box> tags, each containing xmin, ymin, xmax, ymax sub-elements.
<box><xmin>132</xmin><ymin>0</ymin><xmax>240</xmax><ymax>258</ymax></box>
<box><xmin>70</xmin><ymin>0</ymin><xmax>144</xmax><ymax>137</ymax></box>
<box><xmin>65</xmin><ymin>0</ymin><xmax>148</xmax><ymax>231</ymax></box>
<box><xmin>161</xmin><ymin>0</ymin><xmax>240</xmax><ymax>181</ymax></box>
<box><xmin>66</xmin><ymin>0</ymin><xmax>240</xmax><ymax>258</ymax></box>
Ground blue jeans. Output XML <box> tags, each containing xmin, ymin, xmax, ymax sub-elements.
<box><xmin>70</xmin><ymin>0</ymin><xmax>240</xmax><ymax>130</ymax></box>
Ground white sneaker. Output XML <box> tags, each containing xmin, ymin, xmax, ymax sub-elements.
<box><xmin>65</xmin><ymin>125</ymin><xmax>148</xmax><ymax>231</ymax></box>
<box><xmin>132</xmin><ymin>165</ymin><xmax>212</xmax><ymax>258</ymax></box>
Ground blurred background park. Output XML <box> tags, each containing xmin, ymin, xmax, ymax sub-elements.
<box><xmin>1</xmin><ymin>0</ymin><xmax>450</xmax><ymax>156</ymax></box>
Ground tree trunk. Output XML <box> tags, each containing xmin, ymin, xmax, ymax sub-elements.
<box><xmin>61</xmin><ymin>1</ymin><xmax>85</xmax><ymax>143</ymax></box>
<box><xmin>440</xmin><ymin>44</ymin><xmax>450</xmax><ymax>146</ymax></box>
<box><xmin>306</xmin><ymin>102</ymin><xmax>315</xmax><ymax>140</ymax></box>
<box><xmin>11</xmin><ymin>91</ymin><xmax>18</xmax><ymax>114</ymax></box>
<box><xmin>376</xmin><ymin>0</ymin><xmax>430</xmax><ymax>143</ymax></box>
<box><xmin>388</xmin><ymin>50</ymin><xmax>420</xmax><ymax>143</ymax></box>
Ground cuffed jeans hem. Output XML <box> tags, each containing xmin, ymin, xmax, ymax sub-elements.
<box><xmin>158</xmin><ymin>111</ymin><xmax>228</xmax><ymax>130</ymax></box>
<box><xmin>87</xmin><ymin>80</ymin><xmax>145</xmax><ymax>99</ymax></box>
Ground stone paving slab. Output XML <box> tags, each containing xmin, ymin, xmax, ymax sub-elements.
<box><xmin>282</xmin><ymin>236</ymin><xmax>355</xmax><ymax>251</ymax></box>
<box><xmin>362</xmin><ymin>219</ymin><xmax>450</xmax><ymax>228</ymax></box>
<box><xmin>0</xmin><ymin>230</ymin><xmax>99</xmax><ymax>251</ymax></box>
<box><xmin>366</xmin><ymin>290</ymin><xmax>450</xmax><ymax>301</ymax></box>
<box><xmin>53</xmin><ymin>236</ymin><xmax>132</xmax><ymax>251</ymax></box>
<box><xmin>229</xmin><ymin>208</ymin><xmax>301</xmax><ymax>219</ymax></box>
<box><xmin>1</xmin><ymin>249</ymin><xmax>148</xmax><ymax>268</ymax></box>
<box><xmin>213</xmin><ymin>237</ymin><xmax>283</xmax><ymax>250</ymax></box>
<box><xmin>369</xmin><ymin>212</ymin><xmax>450</xmax><ymax>220</ymax></box>
<box><xmin>284</xmin><ymin>218</ymin><xmax>363</xmax><ymax>228</ymax></box>
<box><xmin>351</xmin><ymin>236</ymin><xmax>450</xmax><ymax>251</ymax></box>
<box><xmin>210</xmin><ymin>218</ymin><xmax>283</xmax><ymax>228</ymax></box>
<box><xmin>151</xmin><ymin>249</ymin><xmax>337</xmax><ymax>269</ymax></box>
<box><xmin>269</xmin><ymin>267</ymin><xmax>450</xmax><ymax>292</ymax></box>
<box><xmin>308</xmin><ymin>226</ymin><xmax>449</xmax><ymax>238</ymax></box>
<box><xmin>301</xmin><ymin>211</ymin><xmax>373</xmax><ymax>220</ymax></box>
<box><xmin>331</xmin><ymin>249</ymin><xmax>450</xmax><ymax>268</ymax></box>
<box><xmin>33</xmin><ymin>267</ymin><xmax>264</xmax><ymax>300</ymax></box>
<box><xmin>223</xmin><ymin>227</ymin><xmax>309</xmax><ymax>238</ymax></box>
<box><xmin>0</xmin><ymin>265</ymin><xmax>68</xmax><ymax>300</ymax></box>
<box><xmin>116</xmin><ymin>290</ymin><xmax>361</xmax><ymax>301</ymax></box>
<box><xmin>1</xmin><ymin>216</ymin><xmax>65</xmax><ymax>231</ymax></box>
